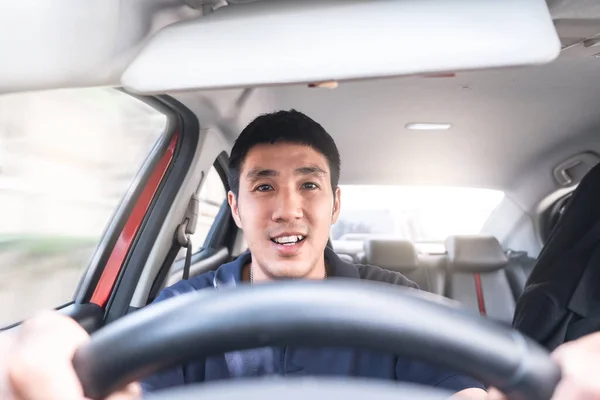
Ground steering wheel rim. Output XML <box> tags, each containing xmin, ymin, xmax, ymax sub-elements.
<box><xmin>72</xmin><ymin>280</ymin><xmax>561</xmax><ymax>400</ymax></box>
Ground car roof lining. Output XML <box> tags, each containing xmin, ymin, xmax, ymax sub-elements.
<box><xmin>0</xmin><ymin>0</ymin><xmax>597</xmax><ymax>94</ymax></box>
<box><xmin>172</xmin><ymin>49</ymin><xmax>600</xmax><ymax>214</ymax></box>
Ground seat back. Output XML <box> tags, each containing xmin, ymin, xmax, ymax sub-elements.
<box><xmin>364</xmin><ymin>238</ymin><xmax>445</xmax><ymax>295</ymax></box>
<box><xmin>504</xmin><ymin>250</ymin><xmax>536</xmax><ymax>300</ymax></box>
<box><xmin>445</xmin><ymin>235</ymin><xmax>516</xmax><ymax>324</ymax></box>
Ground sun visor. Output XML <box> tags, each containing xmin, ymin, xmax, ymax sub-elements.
<box><xmin>121</xmin><ymin>0</ymin><xmax>561</xmax><ymax>93</ymax></box>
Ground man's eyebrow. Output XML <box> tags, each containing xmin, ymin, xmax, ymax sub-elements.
<box><xmin>295</xmin><ymin>166</ymin><xmax>327</xmax><ymax>176</ymax></box>
<box><xmin>245</xmin><ymin>169</ymin><xmax>279</xmax><ymax>179</ymax></box>
<box><xmin>245</xmin><ymin>166</ymin><xmax>327</xmax><ymax>180</ymax></box>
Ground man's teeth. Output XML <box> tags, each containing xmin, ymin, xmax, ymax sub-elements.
<box><xmin>273</xmin><ymin>235</ymin><xmax>305</xmax><ymax>245</ymax></box>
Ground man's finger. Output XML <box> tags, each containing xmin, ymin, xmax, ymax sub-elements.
<box><xmin>550</xmin><ymin>332</ymin><xmax>600</xmax><ymax>400</ymax></box>
<box><xmin>0</xmin><ymin>329</ymin><xmax>19</xmax><ymax>399</ymax></box>
<box><xmin>7</xmin><ymin>311</ymin><xmax>90</xmax><ymax>400</ymax></box>
<box><xmin>105</xmin><ymin>382</ymin><xmax>142</xmax><ymax>400</ymax></box>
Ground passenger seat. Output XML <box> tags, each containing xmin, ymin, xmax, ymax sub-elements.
<box><xmin>365</xmin><ymin>238</ymin><xmax>445</xmax><ymax>295</ymax></box>
<box><xmin>445</xmin><ymin>235</ymin><xmax>519</xmax><ymax>324</ymax></box>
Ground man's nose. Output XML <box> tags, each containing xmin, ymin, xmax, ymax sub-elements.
<box><xmin>272</xmin><ymin>188</ymin><xmax>303</xmax><ymax>222</ymax></box>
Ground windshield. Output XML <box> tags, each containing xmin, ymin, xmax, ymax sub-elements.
<box><xmin>332</xmin><ymin>185</ymin><xmax>504</xmax><ymax>247</ymax></box>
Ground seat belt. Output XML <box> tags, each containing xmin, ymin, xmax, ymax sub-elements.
<box><xmin>473</xmin><ymin>273</ymin><xmax>487</xmax><ymax>316</ymax></box>
<box><xmin>147</xmin><ymin>192</ymin><xmax>200</xmax><ymax>303</ymax></box>
<box><xmin>179</xmin><ymin>231</ymin><xmax>193</xmax><ymax>280</ymax></box>
<box><xmin>175</xmin><ymin>191</ymin><xmax>200</xmax><ymax>280</ymax></box>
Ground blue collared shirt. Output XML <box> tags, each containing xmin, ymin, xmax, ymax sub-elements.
<box><xmin>141</xmin><ymin>248</ymin><xmax>484</xmax><ymax>394</ymax></box>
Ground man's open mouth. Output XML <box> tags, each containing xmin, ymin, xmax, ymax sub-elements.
<box><xmin>270</xmin><ymin>235</ymin><xmax>306</xmax><ymax>246</ymax></box>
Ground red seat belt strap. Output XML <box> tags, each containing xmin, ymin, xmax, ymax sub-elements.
<box><xmin>473</xmin><ymin>273</ymin><xmax>487</xmax><ymax>316</ymax></box>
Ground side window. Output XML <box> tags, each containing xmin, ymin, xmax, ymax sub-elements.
<box><xmin>176</xmin><ymin>164</ymin><xmax>227</xmax><ymax>258</ymax></box>
<box><xmin>233</xmin><ymin>233</ymin><xmax>249</xmax><ymax>257</ymax></box>
<box><xmin>0</xmin><ymin>88</ymin><xmax>167</xmax><ymax>326</ymax></box>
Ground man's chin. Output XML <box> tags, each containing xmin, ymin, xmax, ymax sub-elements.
<box><xmin>266</xmin><ymin>258</ymin><xmax>314</xmax><ymax>280</ymax></box>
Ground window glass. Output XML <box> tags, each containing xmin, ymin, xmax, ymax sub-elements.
<box><xmin>331</xmin><ymin>185</ymin><xmax>504</xmax><ymax>253</ymax></box>
<box><xmin>0</xmin><ymin>88</ymin><xmax>167</xmax><ymax>326</ymax></box>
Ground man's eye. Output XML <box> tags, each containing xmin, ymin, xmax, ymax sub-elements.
<box><xmin>256</xmin><ymin>184</ymin><xmax>273</xmax><ymax>192</ymax></box>
<box><xmin>302</xmin><ymin>182</ymin><xmax>319</xmax><ymax>190</ymax></box>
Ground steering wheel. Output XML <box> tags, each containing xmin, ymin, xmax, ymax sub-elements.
<box><xmin>72</xmin><ymin>280</ymin><xmax>561</xmax><ymax>400</ymax></box>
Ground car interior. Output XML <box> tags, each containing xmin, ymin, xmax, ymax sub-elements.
<box><xmin>2</xmin><ymin>1</ymin><xmax>600</xmax><ymax>399</ymax></box>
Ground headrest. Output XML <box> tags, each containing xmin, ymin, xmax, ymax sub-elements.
<box><xmin>445</xmin><ymin>235</ymin><xmax>508</xmax><ymax>272</ymax></box>
<box><xmin>365</xmin><ymin>239</ymin><xmax>419</xmax><ymax>272</ymax></box>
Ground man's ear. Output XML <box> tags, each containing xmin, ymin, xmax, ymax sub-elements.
<box><xmin>331</xmin><ymin>186</ymin><xmax>341</xmax><ymax>224</ymax></box>
<box><xmin>228</xmin><ymin>191</ymin><xmax>243</xmax><ymax>229</ymax></box>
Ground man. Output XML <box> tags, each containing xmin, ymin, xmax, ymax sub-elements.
<box><xmin>141</xmin><ymin>109</ymin><xmax>484</xmax><ymax>396</ymax></box>
<box><xmin>138</xmin><ymin>110</ymin><xmax>485</xmax><ymax>396</ymax></box>
<box><xmin>3</xmin><ymin>110</ymin><xmax>600</xmax><ymax>400</ymax></box>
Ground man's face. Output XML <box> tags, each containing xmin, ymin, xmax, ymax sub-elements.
<box><xmin>228</xmin><ymin>142</ymin><xmax>341</xmax><ymax>279</ymax></box>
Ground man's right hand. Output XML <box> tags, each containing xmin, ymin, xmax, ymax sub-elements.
<box><xmin>0</xmin><ymin>311</ymin><xmax>140</xmax><ymax>400</ymax></box>
<box><xmin>549</xmin><ymin>331</ymin><xmax>600</xmax><ymax>399</ymax></box>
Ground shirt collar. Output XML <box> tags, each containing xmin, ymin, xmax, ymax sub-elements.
<box><xmin>212</xmin><ymin>246</ymin><xmax>359</xmax><ymax>288</ymax></box>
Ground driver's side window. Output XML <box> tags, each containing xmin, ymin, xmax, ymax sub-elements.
<box><xmin>0</xmin><ymin>88</ymin><xmax>167</xmax><ymax>327</ymax></box>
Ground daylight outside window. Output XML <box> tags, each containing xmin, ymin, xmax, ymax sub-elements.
<box><xmin>0</xmin><ymin>88</ymin><xmax>167</xmax><ymax>326</ymax></box>
<box><xmin>331</xmin><ymin>185</ymin><xmax>504</xmax><ymax>252</ymax></box>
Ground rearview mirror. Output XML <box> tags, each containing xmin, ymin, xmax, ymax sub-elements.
<box><xmin>122</xmin><ymin>0</ymin><xmax>561</xmax><ymax>93</ymax></box>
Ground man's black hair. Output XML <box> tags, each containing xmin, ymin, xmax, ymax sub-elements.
<box><xmin>228</xmin><ymin>109</ymin><xmax>341</xmax><ymax>197</ymax></box>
